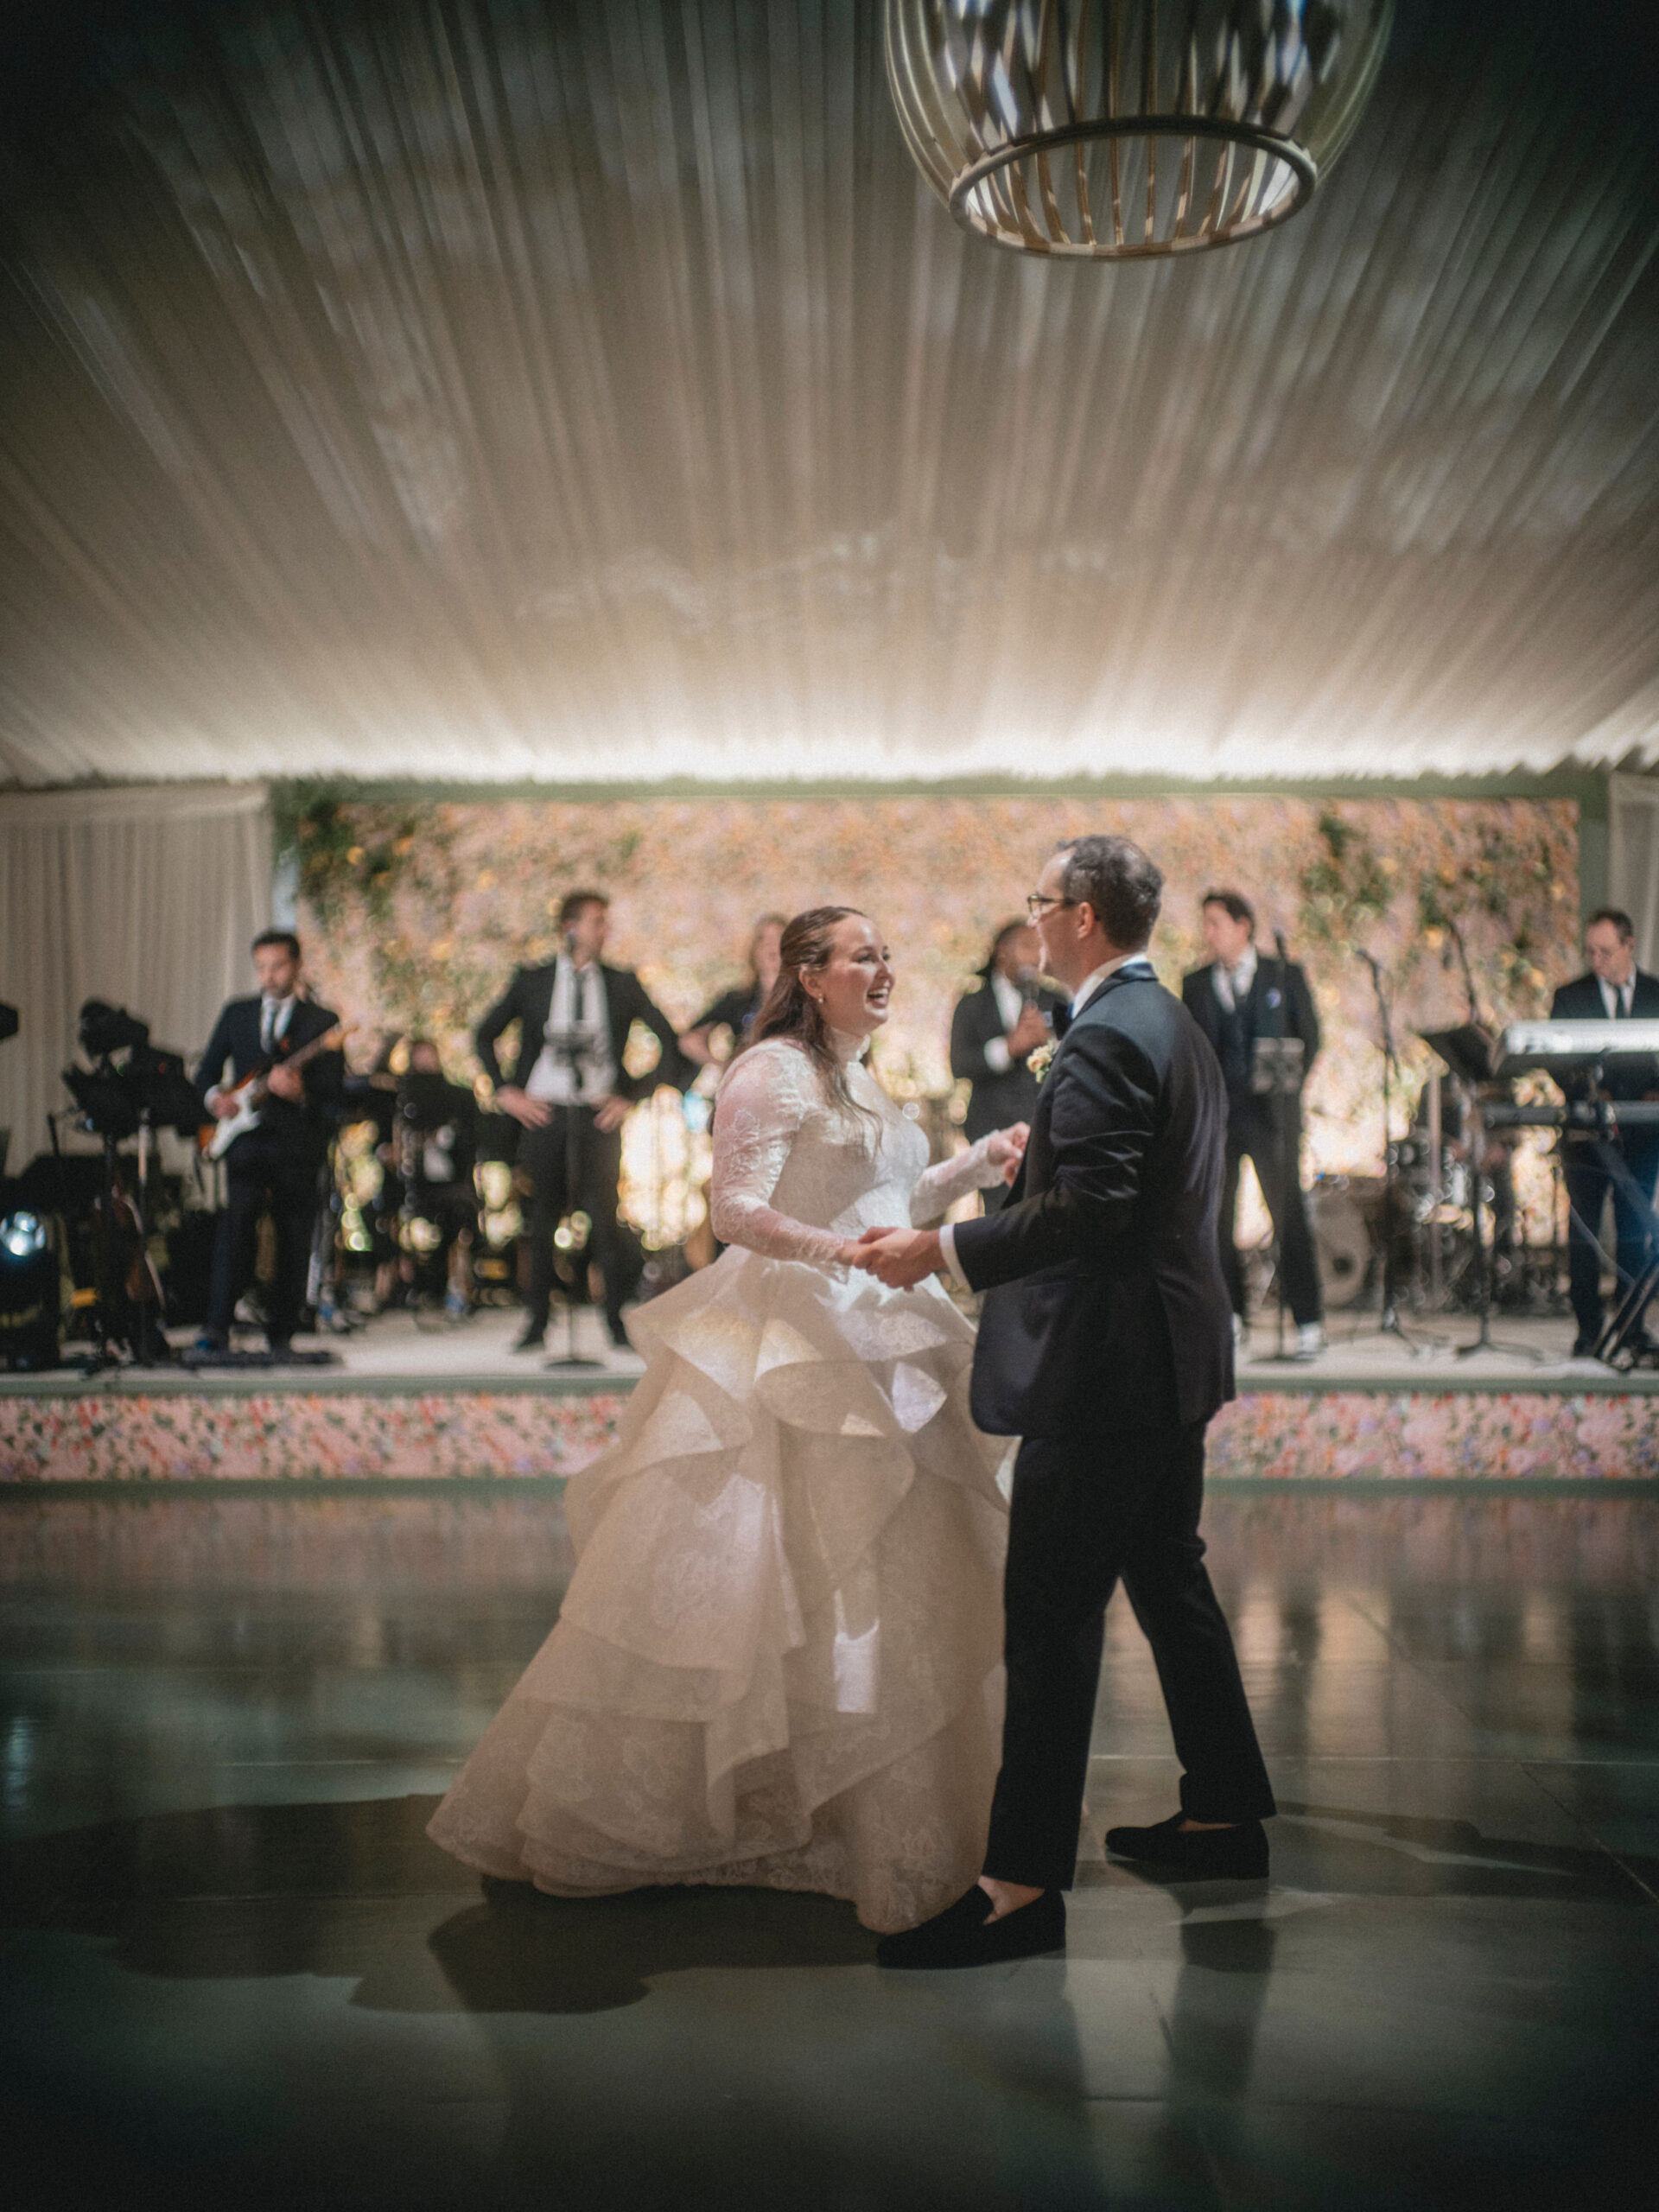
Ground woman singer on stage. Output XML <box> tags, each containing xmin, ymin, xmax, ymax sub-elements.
<box><xmin>429</xmin><ymin>907</ymin><xmax>1024</xmax><ymax>1932</ymax></box>
<box><xmin>677</xmin><ymin>913</ymin><xmax>787</xmax><ymax>1066</ymax></box>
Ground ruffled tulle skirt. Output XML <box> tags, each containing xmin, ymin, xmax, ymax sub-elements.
<box><xmin>426</xmin><ymin>1249</ymin><xmax>1010</xmax><ymax>1932</ymax></box>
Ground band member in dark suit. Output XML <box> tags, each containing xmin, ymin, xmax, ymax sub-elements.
<box><xmin>1182</xmin><ymin>890</ymin><xmax>1325</xmax><ymax>1358</ymax></box>
<box><xmin>194</xmin><ymin>930</ymin><xmax>345</xmax><ymax>1356</ymax></box>
<box><xmin>677</xmin><ymin>914</ymin><xmax>786</xmax><ymax>1068</ymax></box>
<box><xmin>387</xmin><ymin>1039</ymin><xmax>480</xmax><ymax>1317</ymax></box>
<box><xmin>861</xmin><ymin>835</ymin><xmax>1274</xmax><ymax>1968</ymax></box>
<box><xmin>949</xmin><ymin>921</ymin><xmax>1066</xmax><ymax>1210</ymax></box>
<box><xmin>475</xmin><ymin>891</ymin><xmax>690</xmax><ymax>1351</ymax></box>
<box><xmin>1550</xmin><ymin>907</ymin><xmax>1659</xmax><ymax>1356</ymax></box>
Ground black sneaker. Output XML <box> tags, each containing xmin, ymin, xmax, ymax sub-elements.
<box><xmin>1103</xmin><ymin>1812</ymin><xmax>1268</xmax><ymax>1879</ymax></box>
<box><xmin>511</xmin><ymin>1325</ymin><xmax>547</xmax><ymax>1353</ymax></box>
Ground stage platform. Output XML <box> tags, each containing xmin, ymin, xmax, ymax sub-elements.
<box><xmin>3</xmin><ymin>1306</ymin><xmax>1659</xmax><ymax>1485</ymax></box>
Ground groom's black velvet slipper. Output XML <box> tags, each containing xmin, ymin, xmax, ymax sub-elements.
<box><xmin>875</xmin><ymin>1885</ymin><xmax>1065</xmax><ymax>1969</ymax></box>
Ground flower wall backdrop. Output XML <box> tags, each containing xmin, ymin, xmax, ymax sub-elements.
<box><xmin>295</xmin><ymin>793</ymin><xmax>1580</xmax><ymax>1203</ymax></box>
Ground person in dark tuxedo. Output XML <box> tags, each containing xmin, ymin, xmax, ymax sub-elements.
<box><xmin>386</xmin><ymin>1039</ymin><xmax>480</xmax><ymax>1317</ymax></box>
<box><xmin>475</xmin><ymin>891</ymin><xmax>690</xmax><ymax>1351</ymax></box>
<box><xmin>194</xmin><ymin>930</ymin><xmax>345</xmax><ymax>1357</ymax></box>
<box><xmin>859</xmin><ymin>835</ymin><xmax>1275</xmax><ymax>1968</ymax></box>
<box><xmin>677</xmin><ymin>914</ymin><xmax>787</xmax><ymax>1070</ymax></box>
<box><xmin>1550</xmin><ymin>906</ymin><xmax>1659</xmax><ymax>1356</ymax></box>
<box><xmin>949</xmin><ymin>921</ymin><xmax>1066</xmax><ymax>1210</ymax></box>
<box><xmin>1181</xmin><ymin>890</ymin><xmax>1325</xmax><ymax>1358</ymax></box>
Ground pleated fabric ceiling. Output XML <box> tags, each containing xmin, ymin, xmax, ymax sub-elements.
<box><xmin>1</xmin><ymin>0</ymin><xmax>1657</xmax><ymax>789</ymax></box>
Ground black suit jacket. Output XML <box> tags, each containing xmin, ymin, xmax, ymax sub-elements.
<box><xmin>950</xmin><ymin>977</ymin><xmax>1068</xmax><ymax>1145</ymax></box>
<box><xmin>194</xmin><ymin>996</ymin><xmax>345</xmax><ymax>1155</ymax></box>
<box><xmin>474</xmin><ymin>961</ymin><xmax>690</xmax><ymax>1103</ymax></box>
<box><xmin>1181</xmin><ymin>956</ymin><xmax>1319</xmax><ymax>1122</ymax></box>
<box><xmin>954</xmin><ymin>967</ymin><xmax>1234</xmax><ymax>1436</ymax></box>
<box><xmin>1548</xmin><ymin>969</ymin><xmax>1659</xmax><ymax>1103</ymax></box>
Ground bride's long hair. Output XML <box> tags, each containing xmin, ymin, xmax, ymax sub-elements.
<box><xmin>741</xmin><ymin>905</ymin><xmax>879</xmax><ymax>1133</ymax></box>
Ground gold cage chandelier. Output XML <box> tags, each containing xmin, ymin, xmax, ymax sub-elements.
<box><xmin>884</xmin><ymin>0</ymin><xmax>1394</xmax><ymax>259</ymax></box>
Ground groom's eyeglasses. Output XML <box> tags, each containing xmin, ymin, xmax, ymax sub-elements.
<box><xmin>1026</xmin><ymin>893</ymin><xmax>1076</xmax><ymax>918</ymax></box>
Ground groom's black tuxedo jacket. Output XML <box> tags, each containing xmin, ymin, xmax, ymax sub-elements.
<box><xmin>952</xmin><ymin>965</ymin><xmax>1234</xmax><ymax>1437</ymax></box>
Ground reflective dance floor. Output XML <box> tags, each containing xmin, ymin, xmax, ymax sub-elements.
<box><xmin>3</xmin><ymin>1484</ymin><xmax>1656</xmax><ymax>2211</ymax></box>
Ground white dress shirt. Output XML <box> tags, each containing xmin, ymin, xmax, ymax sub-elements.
<box><xmin>1211</xmin><ymin>945</ymin><xmax>1257</xmax><ymax>1015</ymax></box>
<box><xmin>938</xmin><ymin>952</ymin><xmax>1151</xmax><ymax>1288</ymax></box>
<box><xmin>980</xmin><ymin>969</ymin><xmax>1026</xmax><ymax>1075</ymax></box>
<box><xmin>526</xmin><ymin>957</ymin><xmax>617</xmax><ymax>1104</ymax></box>
<box><xmin>259</xmin><ymin>993</ymin><xmax>296</xmax><ymax>1052</ymax></box>
<box><xmin>1598</xmin><ymin>972</ymin><xmax>1636</xmax><ymax>1020</ymax></box>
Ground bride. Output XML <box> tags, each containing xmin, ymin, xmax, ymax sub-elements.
<box><xmin>428</xmin><ymin>907</ymin><xmax>1025</xmax><ymax>1932</ymax></box>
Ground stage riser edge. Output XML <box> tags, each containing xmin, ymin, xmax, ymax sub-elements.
<box><xmin>3</xmin><ymin>1387</ymin><xmax>1659</xmax><ymax>1482</ymax></box>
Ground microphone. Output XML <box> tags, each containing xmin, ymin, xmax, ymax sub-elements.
<box><xmin>1274</xmin><ymin>928</ymin><xmax>1289</xmax><ymax>964</ymax></box>
<box><xmin>1015</xmin><ymin>963</ymin><xmax>1040</xmax><ymax>1009</ymax></box>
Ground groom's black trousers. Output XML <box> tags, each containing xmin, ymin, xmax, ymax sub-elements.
<box><xmin>982</xmin><ymin>1418</ymin><xmax>1275</xmax><ymax>1891</ymax></box>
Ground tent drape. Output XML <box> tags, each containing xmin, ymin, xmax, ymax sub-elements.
<box><xmin>1609</xmin><ymin>774</ymin><xmax>1659</xmax><ymax>976</ymax></box>
<box><xmin>0</xmin><ymin>784</ymin><xmax>272</xmax><ymax>1173</ymax></box>
<box><xmin>2</xmin><ymin>0</ymin><xmax>1659</xmax><ymax>787</ymax></box>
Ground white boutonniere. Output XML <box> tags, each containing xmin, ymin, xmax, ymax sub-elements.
<box><xmin>1028</xmin><ymin>1040</ymin><xmax>1057</xmax><ymax>1084</ymax></box>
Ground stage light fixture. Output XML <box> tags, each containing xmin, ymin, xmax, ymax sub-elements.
<box><xmin>0</xmin><ymin>1209</ymin><xmax>60</xmax><ymax>1370</ymax></box>
<box><xmin>2</xmin><ymin>1210</ymin><xmax>48</xmax><ymax>1261</ymax></box>
<box><xmin>884</xmin><ymin>0</ymin><xmax>1393</xmax><ymax>258</ymax></box>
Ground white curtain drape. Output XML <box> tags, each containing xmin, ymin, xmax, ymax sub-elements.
<box><xmin>1609</xmin><ymin>775</ymin><xmax>1659</xmax><ymax>975</ymax></box>
<box><xmin>0</xmin><ymin>784</ymin><xmax>272</xmax><ymax>1174</ymax></box>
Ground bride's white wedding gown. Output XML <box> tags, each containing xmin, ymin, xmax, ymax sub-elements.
<box><xmin>427</xmin><ymin>1030</ymin><xmax>1011</xmax><ymax>1931</ymax></box>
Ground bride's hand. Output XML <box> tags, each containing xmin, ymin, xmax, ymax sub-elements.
<box><xmin>840</xmin><ymin>1239</ymin><xmax>875</xmax><ymax>1270</ymax></box>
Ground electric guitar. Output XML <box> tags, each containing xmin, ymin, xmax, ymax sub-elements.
<box><xmin>198</xmin><ymin>1021</ymin><xmax>351</xmax><ymax>1160</ymax></box>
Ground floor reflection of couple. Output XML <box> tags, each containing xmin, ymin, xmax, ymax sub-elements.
<box><xmin>422</xmin><ymin>1891</ymin><xmax>1277</xmax><ymax>2208</ymax></box>
<box><xmin>429</xmin><ymin>836</ymin><xmax>1275</xmax><ymax>1971</ymax></box>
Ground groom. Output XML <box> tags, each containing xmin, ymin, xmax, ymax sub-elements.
<box><xmin>860</xmin><ymin>834</ymin><xmax>1275</xmax><ymax>1967</ymax></box>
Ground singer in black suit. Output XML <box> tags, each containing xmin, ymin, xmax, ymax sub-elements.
<box><xmin>949</xmin><ymin>921</ymin><xmax>1066</xmax><ymax>1210</ymax></box>
<box><xmin>1181</xmin><ymin>890</ymin><xmax>1324</xmax><ymax>1351</ymax></box>
<box><xmin>1550</xmin><ymin>907</ymin><xmax>1659</xmax><ymax>1354</ymax></box>
<box><xmin>194</xmin><ymin>930</ymin><xmax>345</xmax><ymax>1355</ymax></box>
<box><xmin>475</xmin><ymin>891</ymin><xmax>690</xmax><ymax>1349</ymax></box>
<box><xmin>861</xmin><ymin>836</ymin><xmax>1274</xmax><ymax>1969</ymax></box>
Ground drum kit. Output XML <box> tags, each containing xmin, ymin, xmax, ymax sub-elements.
<box><xmin>1297</xmin><ymin>1017</ymin><xmax>1659</xmax><ymax>1344</ymax></box>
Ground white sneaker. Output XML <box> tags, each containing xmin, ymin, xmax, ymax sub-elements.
<box><xmin>1294</xmin><ymin>1323</ymin><xmax>1325</xmax><ymax>1361</ymax></box>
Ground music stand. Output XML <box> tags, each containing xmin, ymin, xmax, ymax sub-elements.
<box><xmin>1356</xmin><ymin>954</ymin><xmax>1424</xmax><ymax>1351</ymax></box>
<box><xmin>1249</xmin><ymin>1032</ymin><xmax>1305</xmax><ymax>1362</ymax></box>
<box><xmin>1419</xmin><ymin>1026</ymin><xmax>1541</xmax><ymax>1363</ymax></box>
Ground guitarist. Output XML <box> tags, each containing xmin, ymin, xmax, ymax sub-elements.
<box><xmin>194</xmin><ymin>931</ymin><xmax>345</xmax><ymax>1357</ymax></box>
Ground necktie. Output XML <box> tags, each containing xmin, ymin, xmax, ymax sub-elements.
<box><xmin>261</xmin><ymin>1000</ymin><xmax>276</xmax><ymax>1052</ymax></box>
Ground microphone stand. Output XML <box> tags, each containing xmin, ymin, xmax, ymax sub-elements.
<box><xmin>1356</xmin><ymin>950</ymin><xmax>1421</xmax><ymax>1352</ymax></box>
<box><xmin>1252</xmin><ymin>931</ymin><xmax>1306</xmax><ymax>1363</ymax></box>
<box><xmin>543</xmin><ymin>933</ymin><xmax>604</xmax><ymax>1372</ymax></box>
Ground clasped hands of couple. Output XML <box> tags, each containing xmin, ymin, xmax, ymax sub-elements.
<box><xmin>845</xmin><ymin>1121</ymin><xmax>1029</xmax><ymax>1287</ymax></box>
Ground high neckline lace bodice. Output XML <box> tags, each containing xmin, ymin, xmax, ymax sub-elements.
<box><xmin>708</xmin><ymin>1035</ymin><xmax>1007</xmax><ymax>1268</ymax></box>
<box><xmin>827</xmin><ymin>1025</ymin><xmax>871</xmax><ymax>1064</ymax></box>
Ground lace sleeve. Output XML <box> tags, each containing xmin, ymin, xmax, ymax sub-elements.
<box><xmin>709</xmin><ymin>1045</ymin><xmax>851</xmax><ymax>1267</ymax></box>
<box><xmin>909</xmin><ymin>1133</ymin><xmax>1009</xmax><ymax>1226</ymax></box>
